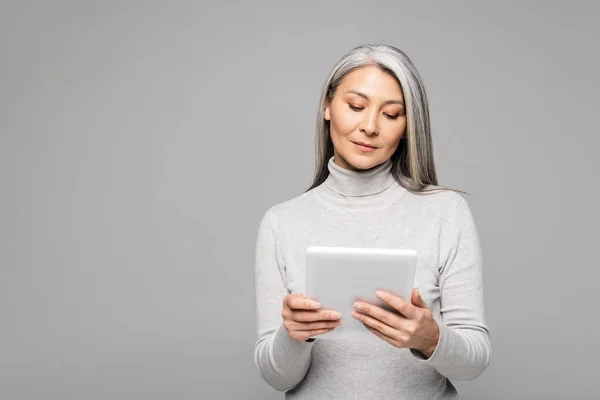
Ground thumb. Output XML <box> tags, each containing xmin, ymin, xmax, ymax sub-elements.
<box><xmin>411</xmin><ymin>288</ymin><xmax>428</xmax><ymax>309</ymax></box>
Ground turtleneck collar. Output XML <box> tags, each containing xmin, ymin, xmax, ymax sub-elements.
<box><xmin>324</xmin><ymin>156</ymin><xmax>396</xmax><ymax>197</ymax></box>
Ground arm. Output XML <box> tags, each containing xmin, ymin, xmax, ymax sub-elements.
<box><xmin>253</xmin><ymin>209</ymin><xmax>315</xmax><ymax>392</ymax></box>
<box><xmin>410</xmin><ymin>197</ymin><xmax>492</xmax><ymax>380</ymax></box>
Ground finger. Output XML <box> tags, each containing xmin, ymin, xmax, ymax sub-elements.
<box><xmin>292</xmin><ymin>309</ymin><xmax>341</xmax><ymax>323</ymax></box>
<box><xmin>411</xmin><ymin>288</ymin><xmax>429</xmax><ymax>309</ymax></box>
<box><xmin>292</xmin><ymin>319</ymin><xmax>342</xmax><ymax>331</ymax></box>
<box><xmin>375</xmin><ymin>290</ymin><xmax>418</xmax><ymax>319</ymax></box>
<box><xmin>353</xmin><ymin>301</ymin><xmax>405</xmax><ymax>329</ymax></box>
<box><xmin>287</xmin><ymin>294</ymin><xmax>321</xmax><ymax>311</ymax></box>
<box><xmin>364</xmin><ymin>325</ymin><xmax>402</xmax><ymax>348</ymax></box>
<box><xmin>307</xmin><ymin>327</ymin><xmax>336</xmax><ymax>339</ymax></box>
<box><xmin>291</xmin><ymin>327</ymin><xmax>335</xmax><ymax>342</ymax></box>
<box><xmin>351</xmin><ymin>310</ymin><xmax>401</xmax><ymax>340</ymax></box>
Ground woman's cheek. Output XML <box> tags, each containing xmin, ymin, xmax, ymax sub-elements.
<box><xmin>338</xmin><ymin>112</ymin><xmax>360</xmax><ymax>134</ymax></box>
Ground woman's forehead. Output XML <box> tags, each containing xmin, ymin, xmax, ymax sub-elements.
<box><xmin>337</xmin><ymin>67</ymin><xmax>404</xmax><ymax>101</ymax></box>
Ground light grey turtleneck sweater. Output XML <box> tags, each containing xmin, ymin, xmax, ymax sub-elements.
<box><xmin>253</xmin><ymin>157</ymin><xmax>491</xmax><ymax>399</ymax></box>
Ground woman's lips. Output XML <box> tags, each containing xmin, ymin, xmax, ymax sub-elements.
<box><xmin>353</xmin><ymin>142</ymin><xmax>377</xmax><ymax>152</ymax></box>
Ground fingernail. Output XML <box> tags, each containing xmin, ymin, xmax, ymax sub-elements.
<box><xmin>311</xmin><ymin>302</ymin><xmax>321</xmax><ymax>309</ymax></box>
<box><xmin>376</xmin><ymin>291</ymin><xmax>384</xmax><ymax>298</ymax></box>
<box><xmin>354</xmin><ymin>302</ymin><xmax>364</xmax><ymax>311</ymax></box>
<box><xmin>330</xmin><ymin>311</ymin><xmax>341</xmax><ymax>319</ymax></box>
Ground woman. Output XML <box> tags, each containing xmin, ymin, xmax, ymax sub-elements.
<box><xmin>253</xmin><ymin>44</ymin><xmax>491</xmax><ymax>399</ymax></box>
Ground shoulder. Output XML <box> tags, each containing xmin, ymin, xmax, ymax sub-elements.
<box><xmin>400</xmin><ymin>184</ymin><xmax>468</xmax><ymax>220</ymax></box>
<box><xmin>259</xmin><ymin>190</ymin><xmax>316</xmax><ymax>229</ymax></box>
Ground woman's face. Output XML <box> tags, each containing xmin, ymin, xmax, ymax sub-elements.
<box><xmin>325</xmin><ymin>65</ymin><xmax>407</xmax><ymax>171</ymax></box>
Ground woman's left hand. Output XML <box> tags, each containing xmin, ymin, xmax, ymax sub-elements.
<box><xmin>352</xmin><ymin>288</ymin><xmax>440</xmax><ymax>358</ymax></box>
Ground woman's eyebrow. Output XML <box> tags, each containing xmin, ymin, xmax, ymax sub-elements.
<box><xmin>345</xmin><ymin>90</ymin><xmax>404</xmax><ymax>106</ymax></box>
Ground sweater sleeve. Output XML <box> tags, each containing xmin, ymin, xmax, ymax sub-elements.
<box><xmin>410</xmin><ymin>197</ymin><xmax>492</xmax><ymax>380</ymax></box>
<box><xmin>253</xmin><ymin>208</ymin><xmax>315</xmax><ymax>392</ymax></box>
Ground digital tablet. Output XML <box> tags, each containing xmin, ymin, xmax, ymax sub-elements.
<box><xmin>305</xmin><ymin>246</ymin><xmax>417</xmax><ymax>340</ymax></box>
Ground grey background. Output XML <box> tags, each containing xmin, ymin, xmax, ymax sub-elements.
<box><xmin>1</xmin><ymin>1</ymin><xmax>599</xmax><ymax>399</ymax></box>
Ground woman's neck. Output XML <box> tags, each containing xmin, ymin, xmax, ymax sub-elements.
<box><xmin>324</xmin><ymin>156</ymin><xmax>395</xmax><ymax>197</ymax></box>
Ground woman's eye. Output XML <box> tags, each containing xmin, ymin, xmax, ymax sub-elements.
<box><xmin>384</xmin><ymin>113</ymin><xmax>400</xmax><ymax>120</ymax></box>
<box><xmin>348</xmin><ymin>104</ymin><xmax>363</xmax><ymax>112</ymax></box>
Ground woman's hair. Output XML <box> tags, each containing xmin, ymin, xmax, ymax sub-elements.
<box><xmin>306</xmin><ymin>44</ymin><xmax>464</xmax><ymax>195</ymax></box>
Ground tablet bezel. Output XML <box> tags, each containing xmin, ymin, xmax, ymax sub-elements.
<box><xmin>305</xmin><ymin>246</ymin><xmax>418</xmax><ymax>340</ymax></box>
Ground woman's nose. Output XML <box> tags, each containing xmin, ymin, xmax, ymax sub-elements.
<box><xmin>360</xmin><ymin>111</ymin><xmax>378</xmax><ymax>136</ymax></box>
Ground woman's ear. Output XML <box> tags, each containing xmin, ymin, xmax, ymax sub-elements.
<box><xmin>324</xmin><ymin>98</ymin><xmax>331</xmax><ymax>121</ymax></box>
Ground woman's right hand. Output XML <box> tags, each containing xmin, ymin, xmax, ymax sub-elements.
<box><xmin>282</xmin><ymin>294</ymin><xmax>342</xmax><ymax>341</ymax></box>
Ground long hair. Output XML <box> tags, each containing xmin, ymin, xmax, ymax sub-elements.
<box><xmin>306</xmin><ymin>44</ymin><xmax>464</xmax><ymax>195</ymax></box>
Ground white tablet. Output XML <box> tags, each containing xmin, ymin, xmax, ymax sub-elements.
<box><xmin>305</xmin><ymin>246</ymin><xmax>417</xmax><ymax>340</ymax></box>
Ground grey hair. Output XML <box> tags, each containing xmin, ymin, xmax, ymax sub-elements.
<box><xmin>306</xmin><ymin>44</ymin><xmax>464</xmax><ymax>195</ymax></box>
